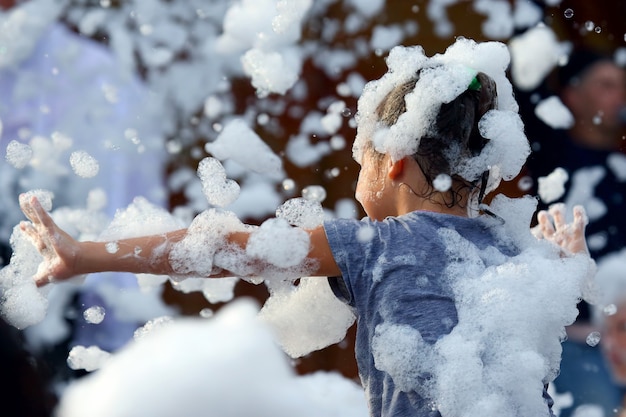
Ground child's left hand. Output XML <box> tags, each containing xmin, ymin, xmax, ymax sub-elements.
<box><xmin>532</xmin><ymin>203</ymin><xmax>589</xmax><ymax>256</ymax></box>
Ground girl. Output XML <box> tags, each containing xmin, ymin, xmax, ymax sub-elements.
<box><xmin>17</xmin><ymin>41</ymin><xmax>590</xmax><ymax>417</ymax></box>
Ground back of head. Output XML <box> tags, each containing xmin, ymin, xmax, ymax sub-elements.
<box><xmin>353</xmin><ymin>40</ymin><xmax>531</xmax><ymax>214</ymax></box>
<box><xmin>375</xmin><ymin>70</ymin><xmax>498</xmax><ymax>206</ymax></box>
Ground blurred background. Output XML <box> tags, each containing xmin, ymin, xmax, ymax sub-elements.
<box><xmin>0</xmin><ymin>0</ymin><xmax>624</xmax><ymax>415</ymax></box>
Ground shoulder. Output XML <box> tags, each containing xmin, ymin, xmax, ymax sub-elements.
<box><xmin>323</xmin><ymin>213</ymin><xmax>437</xmax><ymax>243</ymax></box>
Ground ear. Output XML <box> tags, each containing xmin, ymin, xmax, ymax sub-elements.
<box><xmin>388</xmin><ymin>158</ymin><xmax>405</xmax><ymax>180</ymax></box>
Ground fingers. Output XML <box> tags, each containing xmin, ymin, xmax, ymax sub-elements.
<box><xmin>536</xmin><ymin>210</ymin><xmax>555</xmax><ymax>239</ymax></box>
<box><xmin>536</xmin><ymin>203</ymin><xmax>590</xmax><ymax>256</ymax></box>
<box><xmin>33</xmin><ymin>263</ymin><xmax>55</xmax><ymax>288</ymax></box>
<box><xmin>20</xmin><ymin>220</ymin><xmax>54</xmax><ymax>286</ymax></box>
<box><xmin>31</xmin><ymin>197</ymin><xmax>55</xmax><ymax>231</ymax></box>
<box><xmin>34</xmin><ymin>275</ymin><xmax>53</xmax><ymax>288</ymax></box>
<box><xmin>20</xmin><ymin>221</ymin><xmax>46</xmax><ymax>252</ymax></box>
<box><xmin>18</xmin><ymin>195</ymin><xmax>58</xmax><ymax>287</ymax></box>
<box><xmin>35</xmin><ymin>279</ymin><xmax>48</xmax><ymax>288</ymax></box>
<box><xmin>572</xmin><ymin>205</ymin><xmax>588</xmax><ymax>228</ymax></box>
<box><xmin>548</xmin><ymin>203</ymin><xmax>566</xmax><ymax>231</ymax></box>
<box><xmin>571</xmin><ymin>205</ymin><xmax>590</xmax><ymax>255</ymax></box>
<box><xmin>19</xmin><ymin>194</ymin><xmax>57</xmax><ymax>236</ymax></box>
<box><xmin>19</xmin><ymin>197</ymin><xmax>54</xmax><ymax>248</ymax></box>
<box><xmin>539</xmin><ymin>203</ymin><xmax>572</xmax><ymax>236</ymax></box>
<box><xmin>19</xmin><ymin>194</ymin><xmax>52</xmax><ymax>226</ymax></box>
<box><xmin>19</xmin><ymin>194</ymin><xmax>39</xmax><ymax>223</ymax></box>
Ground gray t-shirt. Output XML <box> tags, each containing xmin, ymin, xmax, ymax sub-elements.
<box><xmin>324</xmin><ymin>210</ymin><xmax>522</xmax><ymax>416</ymax></box>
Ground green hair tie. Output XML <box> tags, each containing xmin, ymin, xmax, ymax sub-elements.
<box><xmin>468</xmin><ymin>75</ymin><xmax>481</xmax><ymax>91</ymax></box>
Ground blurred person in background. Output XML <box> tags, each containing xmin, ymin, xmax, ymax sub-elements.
<box><xmin>554</xmin><ymin>249</ymin><xmax>626</xmax><ymax>417</ymax></box>
<box><xmin>0</xmin><ymin>0</ymin><xmax>169</xmax><ymax>386</ymax></box>
<box><xmin>514</xmin><ymin>45</ymin><xmax>626</xmax><ymax>417</ymax></box>
<box><xmin>519</xmin><ymin>46</ymin><xmax>626</xmax><ymax>325</ymax></box>
<box><xmin>0</xmin><ymin>315</ymin><xmax>57</xmax><ymax>417</ymax></box>
<box><xmin>523</xmin><ymin>47</ymin><xmax>626</xmax><ymax>262</ymax></box>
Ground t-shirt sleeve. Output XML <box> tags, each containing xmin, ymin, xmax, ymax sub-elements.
<box><xmin>323</xmin><ymin>217</ymin><xmax>373</xmax><ymax>308</ymax></box>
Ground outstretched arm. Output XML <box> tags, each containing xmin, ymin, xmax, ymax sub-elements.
<box><xmin>532</xmin><ymin>203</ymin><xmax>589</xmax><ymax>256</ymax></box>
<box><xmin>19</xmin><ymin>194</ymin><xmax>187</xmax><ymax>285</ymax></box>
<box><xmin>18</xmin><ymin>195</ymin><xmax>340</xmax><ymax>287</ymax></box>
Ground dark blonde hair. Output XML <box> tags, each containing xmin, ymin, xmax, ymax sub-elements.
<box><xmin>375</xmin><ymin>70</ymin><xmax>497</xmax><ymax>208</ymax></box>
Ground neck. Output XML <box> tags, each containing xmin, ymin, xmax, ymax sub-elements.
<box><xmin>396</xmin><ymin>182</ymin><xmax>469</xmax><ymax>217</ymax></box>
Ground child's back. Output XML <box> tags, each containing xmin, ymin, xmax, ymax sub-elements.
<box><xmin>326</xmin><ymin>211</ymin><xmax>519</xmax><ymax>416</ymax></box>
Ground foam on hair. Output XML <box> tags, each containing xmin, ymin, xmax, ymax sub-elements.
<box><xmin>353</xmin><ymin>38</ymin><xmax>529</xmax><ymax>204</ymax></box>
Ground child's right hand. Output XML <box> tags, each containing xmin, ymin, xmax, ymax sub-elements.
<box><xmin>19</xmin><ymin>194</ymin><xmax>81</xmax><ymax>287</ymax></box>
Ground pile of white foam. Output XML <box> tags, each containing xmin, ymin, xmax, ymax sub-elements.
<box><xmin>55</xmin><ymin>299</ymin><xmax>367</xmax><ymax>417</ymax></box>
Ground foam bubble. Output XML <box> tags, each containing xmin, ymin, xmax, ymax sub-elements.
<box><xmin>83</xmin><ymin>305</ymin><xmax>106</xmax><ymax>324</ymax></box>
<box><xmin>534</xmin><ymin>96</ymin><xmax>574</xmax><ymax>129</ymax></box>
<box><xmin>70</xmin><ymin>151</ymin><xmax>100</xmax><ymax>178</ymax></box>
<box><xmin>5</xmin><ymin>140</ymin><xmax>33</xmax><ymax>169</ymax></box>
<box><xmin>197</xmin><ymin>157</ymin><xmax>240</xmax><ymax>208</ymax></box>
<box><xmin>538</xmin><ymin>167</ymin><xmax>568</xmax><ymax>204</ymax></box>
<box><xmin>67</xmin><ymin>345</ymin><xmax>111</xmax><ymax>372</ymax></box>
<box><xmin>276</xmin><ymin>197</ymin><xmax>324</xmax><ymax>229</ymax></box>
